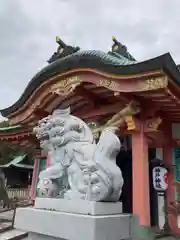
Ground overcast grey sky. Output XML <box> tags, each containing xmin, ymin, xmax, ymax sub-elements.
<box><xmin>0</xmin><ymin>0</ymin><xmax>180</xmax><ymax>112</ymax></box>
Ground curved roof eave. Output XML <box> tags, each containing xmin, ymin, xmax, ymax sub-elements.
<box><xmin>0</xmin><ymin>125</ymin><xmax>22</xmax><ymax>132</ymax></box>
<box><xmin>1</xmin><ymin>51</ymin><xmax>180</xmax><ymax>117</ymax></box>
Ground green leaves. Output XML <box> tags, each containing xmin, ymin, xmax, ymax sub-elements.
<box><xmin>0</xmin><ymin>120</ymin><xmax>19</xmax><ymax>165</ymax></box>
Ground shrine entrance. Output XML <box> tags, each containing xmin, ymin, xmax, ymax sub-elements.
<box><xmin>116</xmin><ymin>149</ymin><xmax>132</xmax><ymax>213</ymax></box>
<box><xmin>116</xmin><ymin>145</ymin><xmax>158</xmax><ymax>226</ymax></box>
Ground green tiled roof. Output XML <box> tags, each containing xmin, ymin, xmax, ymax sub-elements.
<box><xmin>0</xmin><ymin>125</ymin><xmax>21</xmax><ymax>132</ymax></box>
<box><xmin>34</xmin><ymin>49</ymin><xmax>137</xmax><ymax>81</ymax></box>
<box><xmin>1</xmin><ymin>43</ymin><xmax>180</xmax><ymax>118</ymax></box>
<box><xmin>65</xmin><ymin>50</ymin><xmax>137</xmax><ymax>65</ymax></box>
<box><xmin>0</xmin><ymin>154</ymin><xmax>33</xmax><ymax>169</ymax></box>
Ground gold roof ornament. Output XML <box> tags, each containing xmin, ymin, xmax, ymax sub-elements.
<box><xmin>112</xmin><ymin>36</ymin><xmax>119</xmax><ymax>51</ymax></box>
<box><xmin>56</xmin><ymin>36</ymin><xmax>61</xmax><ymax>42</ymax></box>
<box><xmin>111</xmin><ymin>36</ymin><xmax>136</xmax><ymax>62</ymax></box>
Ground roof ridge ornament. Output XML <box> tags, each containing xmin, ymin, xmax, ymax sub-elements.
<box><xmin>111</xmin><ymin>36</ymin><xmax>136</xmax><ymax>62</ymax></box>
<box><xmin>47</xmin><ymin>36</ymin><xmax>80</xmax><ymax>64</ymax></box>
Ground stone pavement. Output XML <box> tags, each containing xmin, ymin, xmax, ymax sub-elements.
<box><xmin>160</xmin><ymin>237</ymin><xmax>179</xmax><ymax>239</ymax></box>
<box><xmin>0</xmin><ymin>229</ymin><xmax>27</xmax><ymax>239</ymax></box>
<box><xmin>0</xmin><ymin>208</ymin><xmax>27</xmax><ymax>239</ymax></box>
<box><xmin>0</xmin><ymin>209</ymin><xmax>14</xmax><ymax>221</ymax></box>
<box><xmin>154</xmin><ymin>236</ymin><xmax>180</xmax><ymax>240</ymax></box>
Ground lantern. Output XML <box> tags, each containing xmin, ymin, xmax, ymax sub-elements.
<box><xmin>152</xmin><ymin>166</ymin><xmax>168</xmax><ymax>191</ymax></box>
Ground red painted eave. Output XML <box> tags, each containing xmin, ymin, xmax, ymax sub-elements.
<box><xmin>134</xmin><ymin>87</ymin><xmax>180</xmax><ymax>121</ymax></box>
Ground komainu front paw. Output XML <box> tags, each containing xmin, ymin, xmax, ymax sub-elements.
<box><xmin>37</xmin><ymin>179</ymin><xmax>59</xmax><ymax>198</ymax></box>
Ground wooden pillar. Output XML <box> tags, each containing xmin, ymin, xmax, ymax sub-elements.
<box><xmin>30</xmin><ymin>157</ymin><xmax>39</xmax><ymax>200</ymax></box>
<box><xmin>132</xmin><ymin>129</ymin><xmax>150</xmax><ymax>226</ymax></box>
<box><xmin>30</xmin><ymin>154</ymin><xmax>48</xmax><ymax>201</ymax></box>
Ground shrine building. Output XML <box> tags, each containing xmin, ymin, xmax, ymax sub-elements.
<box><xmin>1</xmin><ymin>36</ymin><xmax>180</xmax><ymax>234</ymax></box>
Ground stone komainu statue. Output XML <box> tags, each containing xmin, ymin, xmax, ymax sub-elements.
<box><xmin>34</xmin><ymin>101</ymin><xmax>140</xmax><ymax>202</ymax></box>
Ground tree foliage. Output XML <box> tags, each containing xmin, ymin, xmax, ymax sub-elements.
<box><xmin>0</xmin><ymin>121</ymin><xmax>9</xmax><ymax>128</ymax></box>
<box><xmin>0</xmin><ymin>121</ymin><xmax>19</xmax><ymax>165</ymax></box>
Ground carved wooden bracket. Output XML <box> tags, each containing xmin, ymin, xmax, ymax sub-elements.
<box><xmin>124</xmin><ymin>116</ymin><xmax>162</xmax><ymax>133</ymax></box>
<box><xmin>143</xmin><ymin>117</ymin><xmax>162</xmax><ymax>132</ymax></box>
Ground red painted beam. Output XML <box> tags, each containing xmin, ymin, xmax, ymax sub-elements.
<box><xmin>80</xmin><ymin>103</ymin><xmax>125</xmax><ymax>119</ymax></box>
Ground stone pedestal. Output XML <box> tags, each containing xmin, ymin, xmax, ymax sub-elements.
<box><xmin>14</xmin><ymin>198</ymin><xmax>140</xmax><ymax>240</ymax></box>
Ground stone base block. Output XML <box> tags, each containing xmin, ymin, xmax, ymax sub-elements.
<box><xmin>35</xmin><ymin>198</ymin><xmax>122</xmax><ymax>215</ymax></box>
<box><xmin>15</xmin><ymin>209</ymin><xmax>139</xmax><ymax>240</ymax></box>
<box><xmin>14</xmin><ymin>199</ymin><xmax>140</xmax><ymax>240</ymax></box>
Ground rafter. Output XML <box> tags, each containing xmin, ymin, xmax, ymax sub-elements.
<box><xmin>75</xmin><ymin>84</ymin><xmax>110</xmax><ymax>107</ymax></box>
<box><xmin>33</xmin><ymin>108</ymin><xmax>49</xmax><ymax>118</ymax></box>
<box><xmin>134</xmin><ymin>96</ymin><xmax>161</xmax><ymax>118</ymax></box>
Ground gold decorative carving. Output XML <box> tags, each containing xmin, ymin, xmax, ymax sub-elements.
<box><xmin>145</xmin><ymin>77</ymin><xmax>168</xmax><ymax>91</ymax></box>
<box><xmin>99</xmin><ymin>79</ymin><xmax>112</xmax><ymax>87</ymax></box>
<box><xmin>125</xmin><ymin>116</ymin><xmax>136</xmax><ymax>130</ymax></box>
<box><xmin>51</xmin><ymin>76</ymin><xmax>81</xmax><ymax>96</ymax></box>
<box><xmin>98</xmin><ymin>78</ymin><xmax>119</xmax><ymax>92</ymax></box>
